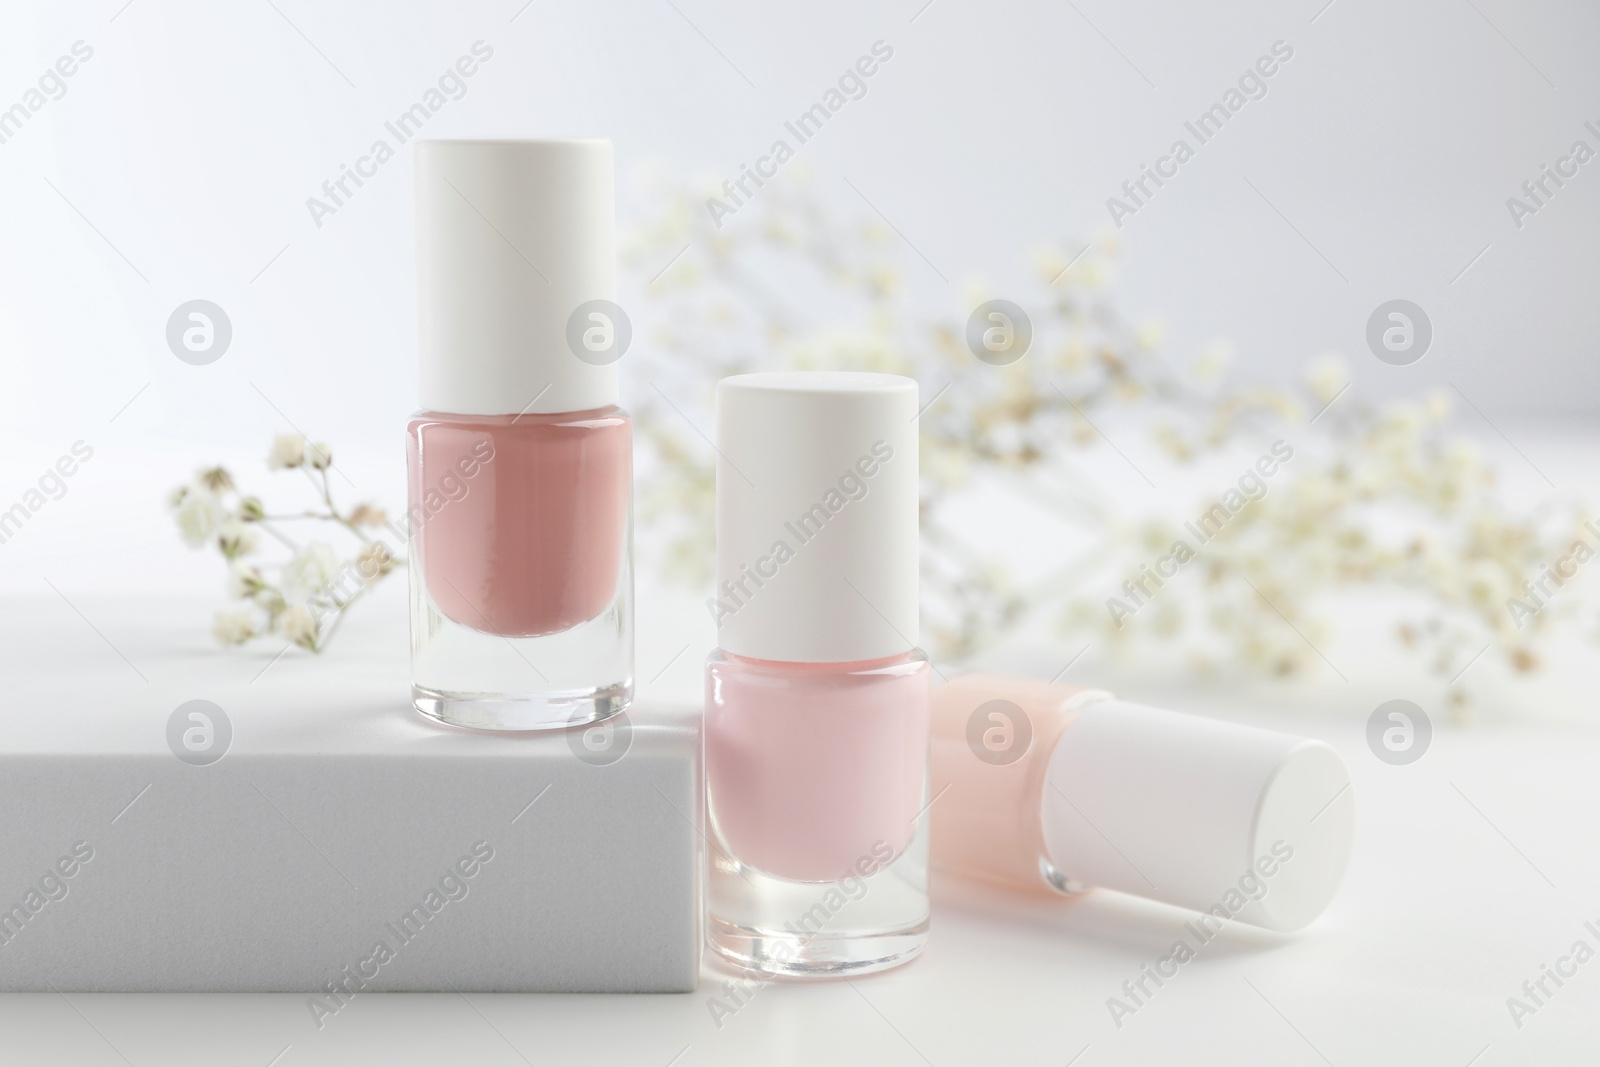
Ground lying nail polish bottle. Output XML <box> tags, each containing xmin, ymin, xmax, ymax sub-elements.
<box><xmin>407</xmin><ymin>139</ymin><xmax>632</xmax><ymax>731</ymax></box>
<box><xmin>705</xmin><ymin>372</ymin><xmax>930</xmax><ymax>977</ymax></box>
<box><xmin>930</xmin><ymin>675</ymin><xmax>1354</xmax><ymax>931</ymax></box>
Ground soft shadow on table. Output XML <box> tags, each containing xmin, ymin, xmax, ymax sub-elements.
<box><xmin>930</xmin><ymin>872</ymin><xmax>1294</xmax><ymax>962</ymax></box>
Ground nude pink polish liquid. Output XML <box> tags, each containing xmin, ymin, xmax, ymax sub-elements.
<box><xmin>406</xmin><ymin>140</ymin><xmax>632</xmax><ymax>731</ymax></box>
<box><xmin>704</xmin><ymin>373</ymin><xmax>930</xmax><ymax>978</ymax></box>
<box><xmin>408</xmin><ymin>409</ymin><xmax>630</xmax><ymax>637</ymax></box>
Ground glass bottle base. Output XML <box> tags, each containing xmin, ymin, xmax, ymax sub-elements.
<box><xmin>412</xmin><ymin>682</ymin><xmax>630</xmax><ymax>732</ymax></box>
<box><xmin>1040</xmin><ymin>856</ymin><xmax>1092</xmax><ymax>896</ymax></box>
<box><xmin>704</xmin><ymin>812</ymin><xmax>931</xmax><ymax>980</ymax></box>
<box><xmin>408</xmin><ymin>533</ymin><xmax>632</xmax><ymax>733</ymax></box>
<box><xmin>702</xmin><ymin>648</ymin><xmax>932</xmax><ymax>980</ymax></box>
<box><xmin>708</xmin><ymin>914</ymin><xmax>929</xmax><ymax>979</ymax></box>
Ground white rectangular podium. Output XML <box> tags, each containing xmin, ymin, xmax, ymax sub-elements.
<box><xmin>0</xmin><ymin>596</ymin><xmax>701</xmax><ymax>995</ymax></box>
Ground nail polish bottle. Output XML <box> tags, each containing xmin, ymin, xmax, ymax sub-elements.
<box><xmin>407</xmin><ymin>140</ymin><xmax>632</xmax><ymax>731</ymax></box>
<box><xmin>705</xmin><ymin>372</ymin><xmax>930</xmax><ymax>977</ymax></box>
<box><xmin>930</xmin><ymin>674</ymin><xmax>1354</xmax><ymax>931</ymax></box>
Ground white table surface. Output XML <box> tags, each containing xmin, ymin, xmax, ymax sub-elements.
<box><xmin>1</xmin><ymin>585</ymin><xmax>1597</xmax><ymax>1067</ymax></box>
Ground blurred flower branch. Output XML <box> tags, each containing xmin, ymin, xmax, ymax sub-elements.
<box><xmin>622</xmin><ymin>165</ymin><xmax>1594</xmax><ymax>706</ymax></box>
<box><xmin>169</xmin><ymin>434</ymin><xmax>399</xmax><ymax>652</ymax></box>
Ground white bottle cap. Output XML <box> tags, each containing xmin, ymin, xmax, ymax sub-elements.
<box><xmin>414</xmin><ymin>139</ymin><xmax>618</xmax><ymax>416</ymax></box>
<box><xmin>1041</xmin><ymin>701</ymin><xmax>1353</xmax><ymax>931</ymax></box>
<box><xmin>714</xmin><ymin>372</ymin><xmax>919</xmax><ymax>663</ymax></box>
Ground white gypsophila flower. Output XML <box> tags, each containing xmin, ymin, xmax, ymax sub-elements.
<box><xmin>356</xmin><ymin>540</ymin><xmax>396</xmax><ymax>582</ymax></box>
<box><xmin>307</xmin><ymin>442</ymin><xmax>333</xmax><ymax>470</ymax></box>
<box><xmin>1307</xmin><ymin>355</ymin><xmax>1349</xmax><ymax>405</ymax></box>
<box><xmin>281</xmin><ymin>541</ymin><xmax>340</xmax><ymax>605</ymax></box>
<box><xmin>226</xmin><ymin>563</ymin><xmax>264</xmax><ymax>599</ymax></box>
<box><xmin>268</xmin><ymin>433</ymin><xmax>307</xmax><ymax>470</ymax></box>
<box><xmin>217</xmin><ymin>521</ymin><xmax>258</xmax><ymax>559</ymax></box>
<box><xmin>212</xmin><ymin>610</ymin><xmax>256</xmax><ymax>646</ymax></box>
<box><xmin>1424</xmin><ymin>390</ymin><xmax>1452</xmax><ymax>424</ymax></box>
<box><xmin>277</xmin><ymin>606</ymin><xmax>319</xmax><ymax>649</ymax></box>
<box><xmin>175</xmin><ymin>489</ymin><xmax>225</xmax><ymax>548</ymax></box>
<box><xmin>347</xmin><ymin>503</ymin><xmax>387</xmax><ymax>527</ymax></box>
<box><xmin>196</xmin><ymin>466</ymin><xmax>234</xmax><ymax>494</ymax></box>
<box><xmin>1193</xmin><ymin>342</ymin><xmax>1234</xmax><ymax>383</ymax></box>
<box><xmin>1134</xmin><ymin>320</ymin><xmax>1167</xmax><ymax>349</ymax></box>
<box><xmin>1465</xmin><ymin>559</ymin><xmax>1511</xmax><ymax>614</ymax></box>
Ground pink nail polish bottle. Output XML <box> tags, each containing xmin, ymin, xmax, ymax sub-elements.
<box><xmin>407</xmin><ymin>140</ymin><xmax>632</xmax><ymax>731</ymax></box>
<box><xmin>930</xmin><ymin>675</ymin><xmax>1355</xmax><ymax>931</ymax></box>
<box><xmin>705</xmin><ymin>372</ymin><xmax>930</xmax><ymax>977</ymax></box>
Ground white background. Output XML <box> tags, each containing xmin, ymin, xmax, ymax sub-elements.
<box><xmin>2</xmin><ymin>0</ymin><xmax>1598</xmax><ymax>596</ymax></box>
<box><xmin>2</xmin><ymin>1</ymin><xmax>1598</xmax><ymax>1064</ymax></box>
<box><xmin>2</xmin><ymin>0</ymin><xmax>1598</xmax><ymax>599</ymax></box>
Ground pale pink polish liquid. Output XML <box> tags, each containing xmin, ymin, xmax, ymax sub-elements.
<box><xmin>407</xmin><ymin>407</ymin><xmax>631</xmax><ymax>638</ymax></box>
<box><xmin>704</xmin><ymin>371</ymin><xmax>927</xmax><ymax>976</ymax></box>
<box><xmin>705</xmin><ymin>650</ymin><xmax>931</xmax><ymax>883</ymax></box>
<box><xmin>929</xmin><ymin>674</ymin><xmax>1092</xmax><ymax>892</ymax></box>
